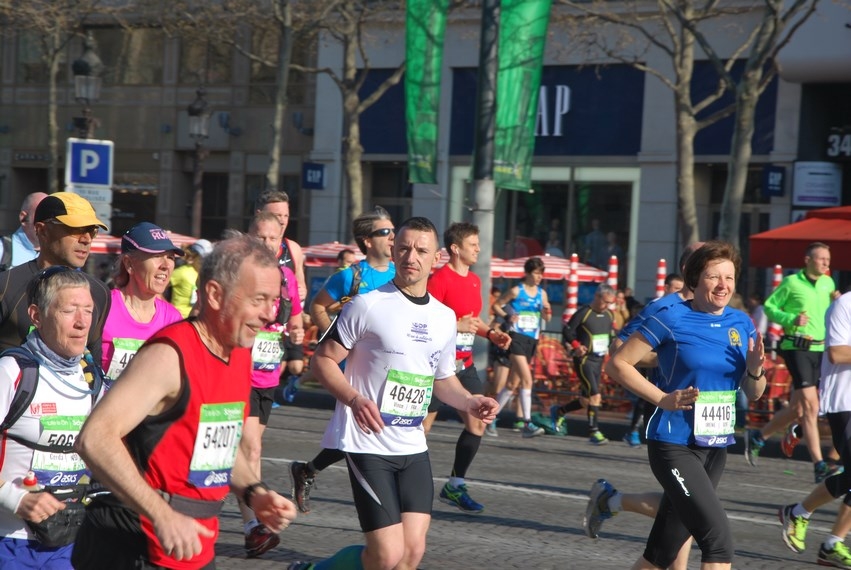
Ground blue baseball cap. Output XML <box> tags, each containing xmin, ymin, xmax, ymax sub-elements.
<box><xmin>121</xmin><ymin>222</ymin><xmax>184</xmax><ymax>256</ymax></box>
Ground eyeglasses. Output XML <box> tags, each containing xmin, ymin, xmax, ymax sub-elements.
<box><xmin>47</xmin><ymin>219</ymin><xmax>99</xmax><ymax>238</ymax></box>
<box><xmin>368</xmin><ymin>227</ymin><xmax>394</xmax><ymax>238</ymax></box>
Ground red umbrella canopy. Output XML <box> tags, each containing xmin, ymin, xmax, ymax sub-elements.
<box><xmin>491</xmin><ymin>255</ymin><xmax>608</xmax><ymax>282</ymax></box>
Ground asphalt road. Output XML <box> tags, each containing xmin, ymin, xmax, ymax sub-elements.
<box><xmin>213</xmin><ymin>397</ymin><xmax>838</xmax><ymax>569</ymax></box>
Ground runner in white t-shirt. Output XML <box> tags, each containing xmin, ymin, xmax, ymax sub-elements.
<box><xmin>288</xmin><ymin>217</ymin><xmax>499</xmax><ymax>570</ymax></box>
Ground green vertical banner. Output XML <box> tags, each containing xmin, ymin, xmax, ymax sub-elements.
<box><xmin>405</xmin><ymin>0</ymin><xmax>449</xmax><ymax>185</ymax></box>
<box><xmin>495</xmin><ymin>0</ymin><xmax>552</xmax><ymax>191</ymax></box>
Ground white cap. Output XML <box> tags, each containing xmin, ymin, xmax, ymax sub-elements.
<box><xmin>190</xmin><ymin>238</ymin><xmax>213</xmax><ymax>257</ymax></box>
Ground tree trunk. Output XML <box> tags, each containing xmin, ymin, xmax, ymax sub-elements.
<box><xmin>675</xmin><ymin>97</ymin><xmax>700</xmax><ymax>246</ymax></box>
<box><xmin>265</xmin><ymin>0</ymin><xmax>294</xmax><ymax>191</ymax></box>
<box><xmin>718</xmin><ymin>74</ymin><xmax>759</xmax><ymax>250</ymax></box>
<box><xmin>344</xmin><ymin>97</ymin><xmax>364</xmax><ymax>225</ymax></box>
<box><xmin>46</xmin><ymin>31</ymin><xmax>61</xmax><ymax>194</ymax></box>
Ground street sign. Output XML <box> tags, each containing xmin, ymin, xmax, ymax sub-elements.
<box><xmin>65</xmin><ymin>138</ymin><xmax>114</xmax><ymax>227</ymax></box>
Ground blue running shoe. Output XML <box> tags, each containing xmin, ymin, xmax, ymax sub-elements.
<box><xmin>584</xmin><ymin>479</ymin><xmax>616</xmax><ymax>539</ymax></box>
<box><xmin>283</xmin><ymin>376</ymin><xmax>299</xmax><ymax>403</ymax></box>
<box><xmin>623</xmin><ymin>431</ymin><xmax>641</xmax><ymax>448</ymax></box>
<box><xmin>439</xmin><ymin>482</ymin><xmax>484</xmax><ymax>514</ymax></box>
<box><xmin>549</xmin><ymin>404</ymin><xmax>561</xmax><ymax>433</ymax></box>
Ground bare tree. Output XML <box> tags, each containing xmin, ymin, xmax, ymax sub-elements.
<box><xmin>0</xmin><ymin>1</ymin><xmax>111</xmax><ymax>194</ymax></box>
<box><xmin>676</xmin><ymin>0</ymin><xmax>818</xmax><ymax>248</ymax></box>
<box><xmin>556</xmin><ymin>0</ymin><xmax>816</xmax><ymax>247</ymax></box>
<box><xmin>286</xmin><ymin>0</ymin><xmax>405</xmax><ymax>224</ymax></box>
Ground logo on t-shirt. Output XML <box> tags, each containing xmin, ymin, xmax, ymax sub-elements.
<box><xmin>728</xmin><ymin>328</ymin><xmax>742</xmax><ymax>347</ymax></box>
<box><xmin>29</xmin><ymin>402</ymin><xmax>57</xmax><ymax>416</ymax></box>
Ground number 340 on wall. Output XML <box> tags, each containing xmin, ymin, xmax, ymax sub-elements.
<box><xmin>827</xmin><ymin>133</ymin><xmax>851</xmax><ymax>157</ymax></box>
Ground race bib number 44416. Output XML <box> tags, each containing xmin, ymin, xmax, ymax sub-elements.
<box><xmin>693</xmin><ymin>391</ymin><xmax>736</xmax><ymax>448</ymax></box>
<box><xmin>188</xmin><ymin>402</ymin><xmax>244</xmax><ymax>488</ymax></box>
<box><xmin>379</xmin><ymin>370</ymin><xmax>434</xmax><ymax>427</ymax></box>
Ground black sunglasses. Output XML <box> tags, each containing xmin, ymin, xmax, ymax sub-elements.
<box><xmin>37</xmin><ymin>265</ymin><xmax>75</xmax><ymax>282</ymax></box>
<box><xmin>368</xmin><ymin>227</ymin><xmax>394</xmax><ymax>238</ymax></box>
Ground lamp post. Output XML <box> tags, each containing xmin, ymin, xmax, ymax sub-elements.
<box><xmin>187</xmin><ymin>87</ymin><xmax>211</xmax><ymax>238</ymax></box>
<box><xmin>72</xmin><ymin>32</ymin><xmax>103</xmax><ymax>139</ymax></box>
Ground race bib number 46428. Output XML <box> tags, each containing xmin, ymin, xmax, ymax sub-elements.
<box><xmin>378</xmin><ymin>370</ymin><xmax>434</xmax><ymax>427</ymax></box>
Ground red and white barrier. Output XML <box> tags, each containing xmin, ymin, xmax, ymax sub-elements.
<box><xmin>655</xmin><ymin>259</ymin><xmax>667</xmax><ymax>298</ymax></box>
<box><xmin>607</xmin><ymin>255</ymin><xmax>618</xmax><ymax>289</ymax></box>
<box><xmin>562</xmin><ymin>253</ymin><xmax>580</xmax><ymax>324</ymax></box>
<box><xmin>767</xmin><ymin>265</ymin><xmax>784</xmax><ymax>343</ymax></box>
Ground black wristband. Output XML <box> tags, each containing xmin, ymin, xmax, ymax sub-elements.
<box><xmin>746</xmin><ymin>368</ymin><xmax>765</xmax><ymax>380</ymax></box>
<box><xmin>487</xmin><ymin>328</ymin><xmax>495</xmax><ymax>340</ymax></box>
<box><xmin>242</xmin><ymin>481</ymin><xmax>271</xmax><ymax>509</ymax></box>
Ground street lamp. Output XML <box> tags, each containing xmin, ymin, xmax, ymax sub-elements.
<box><xmin>72</xmin><ymin>32</ymin><xmax>103</xmax><ymax>139</ymax></box>
<box><xmin>187</xmin><ymin>87</ymin><xmax>211</xmax><ymax>238</ymax></box>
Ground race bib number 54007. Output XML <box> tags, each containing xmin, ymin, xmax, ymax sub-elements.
<box><xmin>188</xmin><ymin>402</ymin><xmax>244</xmax><ymax>488</ymax></box>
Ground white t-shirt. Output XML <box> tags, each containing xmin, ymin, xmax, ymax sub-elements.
<box><xmin>0</xmin><ymin>355</ymin><xmax>98</xmax><ymax>540</ymax></box>
<box><xmin>820</xmin><ymin>292</ymin><xmax>851</xmax><ymax>414</ymax></box>
<box><xmin>320</xmin><ymin>283</ymin><xmax>457</xmax><ymax>456</ymax></box>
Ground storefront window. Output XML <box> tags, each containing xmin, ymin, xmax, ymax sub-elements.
<box><xmin>16</xmin><ymin>32</ymin><xmax>67</xmax><ymax>84</ymax></box>
<box><xmin>90</xmin><ymin>27</ymin><xmax>164</xmax><ymax>85</ymax></box>
<box><xmin>248</xmin><ymin>30</ymin><xmax>314</xmax><ymax>105</ymax></box>
<box><xmin>179</xmin><ymin>40</ymin><xmax>231</xmax><ymax>85</ymax></box>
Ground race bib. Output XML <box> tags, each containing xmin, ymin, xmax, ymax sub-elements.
<box><xmin>591</xmin><ymin>334</ymin><xmax>609</xmax><ymax>355</ymax></box>
<box><xmin>456</xmin><ymin>332</ymin><xmax>475</xmax><ymax>354</ymax></box>
<box><xmin>693</xmin><ymin>391</ymin><xmax>736</xmax><ymax>447</ymax></box>
<box><xmin>516</xmin><ymin>311</ymin><xmax>540</xmax><ymax>335</ymax></box>
<box><xmin>378</xmin><ymin>369</ymin><xmax>433</xmax><ymax>427</ymax></box>
<box><xmin>188</xmin><ymin>403</ymin><xmax>243</xmax><ymax>488</ymax></box>
<box><xmin>30</xmin><ymin>416</ymin><xmax>87</xmax><ymax>486</ymax></box>
<box><xmin>251</xmin><ymin>331</ymin><xmax>284</xmax><ymax>371</ymax></box>
<box><xmin>106</xmin><ymin>338</ymin><xmax>145</xmax><ymax>380</ymax></box>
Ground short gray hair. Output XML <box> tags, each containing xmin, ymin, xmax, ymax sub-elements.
<box><xmin>27</xmin><ymin>267</ymin><xmax>90</xmax><ymax>315</ymax></box>
<box><xmin>596</xmin><ymin>283</ymin><xmax>616</xmax><ymax>298</ymax></box>
<box><xmin>198</xmin><ymin>233</ymin><xmax>278</xmax><ymax>309</ymax></box>
<box><xmin>352</xmin><ymin>205</ymin><xmax>392</xmax><ymax>255</ymax></box>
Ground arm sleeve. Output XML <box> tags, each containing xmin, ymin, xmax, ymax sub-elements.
<box><xmin>562</xmin><ymin>308</ymin><xmax>583</xmax><ymax>346</ymax></box>
<box><xmin>763</xmin><ymin>279</ymin><xmax>795</xmax><ymax>329</ymax></box>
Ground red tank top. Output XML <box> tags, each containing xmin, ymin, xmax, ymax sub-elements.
<box><xmin>125</xmin><ymin>320</ymin><xmax>251</xmax><ymax>568</ymax></box>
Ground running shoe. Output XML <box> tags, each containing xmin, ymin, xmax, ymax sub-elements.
<box><xmin>287</xmin><ymin>563</ymin><xmax>315</xmax><ymax>570</ymax></box>
<box><xmin>818</xmin><ymin>541</ymin><xmax>851</xmax><ymax>568</ymax></box>
<box><xmin>513</xmin><ymin>420</ymin><xmax>525</xmax><ymax>432</ymax></box>
<box><xmin>290</xmin><ymin>461</ymin><xmax>315</xmax><ymax>514</ymax></box>
<box><xmin>244</xmin><ymin>524</ymin><xmax>280</xmax><ymax>558</ymax></box>
<box><xmin>779</xmin><ymin>503</ymin><xmax>809</xmax><ymax>553</ymax></box>
<box><xmin>744</xmin><ymin>428</ymin><xmax>764</xmax><ymax>467</ymax></box>
<box><xmin>583</xmin><ymin>479</ymin><xmax>616</xmax><ymax>539</ymax></box>
<box><xmin>623</xmin><ymin>431</ymin><xmax>641</xmax><ymax>448</ymax></box>
<box><xmin>521</xmin><ymin>422</ymin><xmax>545</xmax><ymax>438</ymax></box>
<box><xmin>484</xmin><ymin>422</ymin><xmax>499</xmax><ymax>437</ymax></box>
<box><xmin>815</xmin><ymin>461</ymin><xmax>844</xmax><ymax>484</ymax></box>
<box><xmin>549</xmin><ymin>404</ymin><xmax>562</xmax><ymax>433</ymax></box>
<box><xmin>589</xmin><ymin>431</ymin><xmax>609</xmax><ymax>445</ymax></box>
<box><xmin>439</xmin><ymin>482</ymin><xmax>484</xmax><ymax>514</ymax></box>
<box><xmin>781</xmin><ymin>423</ymin><xmax>801</xmax><ymax>458</ymax></box>
<box><xmin>283</xmin><ymin>375</ymin><xmax>299</xmax><ymax>403</ymax></box>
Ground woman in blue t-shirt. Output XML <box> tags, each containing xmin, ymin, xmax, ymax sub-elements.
<box><xmin>606</xmin><ymin>241</ymin><xmax>765</xmax><ymax>570</ymax></box>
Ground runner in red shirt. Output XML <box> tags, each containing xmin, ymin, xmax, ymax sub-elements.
<box><xmin>424</xmin><ymin>222</ymin><xmax>510</xmax><ymax>514</ymax></box>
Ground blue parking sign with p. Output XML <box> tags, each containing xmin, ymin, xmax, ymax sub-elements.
<box><xmin>65</xmin><ymin>138</ymin><xmax>113</xmax><ymax>187</ymax></box>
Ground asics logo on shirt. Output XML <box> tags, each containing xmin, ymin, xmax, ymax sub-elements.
<box><xmin>671</xmin><ymin>468</ymin><xmax>690</xmax><ymax>496</ymax></box>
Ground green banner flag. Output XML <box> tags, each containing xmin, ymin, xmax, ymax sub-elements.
<box><xmin>495</xmin><ymin>0</ymin><xmax>552</xmax><ymax>191</ymax></box>
<box><xmin>405</xmin><ymin>0</ymin><xmax>450</xmax><ymax>185</ymax></box>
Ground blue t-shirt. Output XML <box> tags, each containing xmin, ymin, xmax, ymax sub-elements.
<box><xmin>509</xmin><ymin>285</ymin><xmax>543</xmax><ymax>340</ymax></box>
<box><xmin>617</xmin><ymin>292</ymin><xmax>683</xmax><ymax>343</ymax></box>
<box><xmin>323</xmin><ymin>260</ymin><xmax>395</xmax><ymax>302</ymax></box>
<box><xmin>639</xmin><ymin>300</ymin><xmax>756</xmax><ymax>447</ymax></box>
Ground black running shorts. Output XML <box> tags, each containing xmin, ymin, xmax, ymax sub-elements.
<box><xmin>345</xmin><ymin>451</ymin><xmax>433</xmax><ymax>532</ymax></box>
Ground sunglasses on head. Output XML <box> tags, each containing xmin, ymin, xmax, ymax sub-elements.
<box><xmin>36</xmin><ymin>265</ymin><xmax>75</xmax><ymax>282</ymax></box>
<box><xmin>368</xmin><ymin>227</ymin><xmax>394</xmax><ymax>238</ymax></box>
